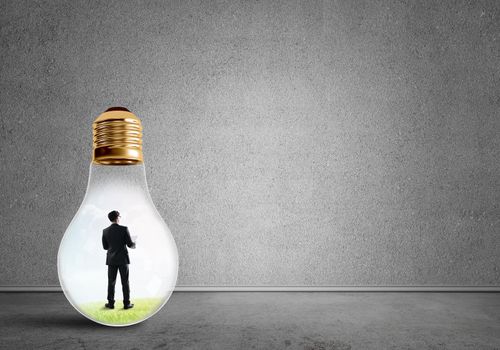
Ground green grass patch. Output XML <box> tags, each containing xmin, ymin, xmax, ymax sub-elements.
<box><xmin>79</xmin><ymin>298</ymin><xmax>164</xmax><ymax>325</ymax></box>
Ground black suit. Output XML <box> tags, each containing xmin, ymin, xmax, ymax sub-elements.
<box><xmin>102</xmin><ymin>223</ymin><xmax>135</xmax><ymax>305</ymax></box>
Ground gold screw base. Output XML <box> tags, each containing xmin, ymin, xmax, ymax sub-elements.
<box><xmin>92</xmin><ymin>107</ymin><xmax>144</xmax><ymax>165</ymax></box>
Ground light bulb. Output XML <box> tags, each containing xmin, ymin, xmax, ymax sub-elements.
<box><xmin>57</xmin><ymin>107</ymin><xmax>178</xmax><ymax>327</ymax></box>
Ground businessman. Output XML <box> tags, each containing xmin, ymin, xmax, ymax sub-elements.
<box><xmin>102</xmin><ymin>210</ymin><xmax>136</xmax><ymax>310</ymax></box>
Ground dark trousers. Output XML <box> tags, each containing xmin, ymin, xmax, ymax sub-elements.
<box><xmin>107</xmin><ymin>264</ymin><xmax>130</xmax><ymax>305</ymax></box>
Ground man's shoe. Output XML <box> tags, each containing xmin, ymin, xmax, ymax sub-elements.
<box><xmin>105</xmin><ymin>303</ymin><xmax>114</xmax><ymax>309</ymax></box>
<box><xmin>123</xmin><ymin>303</ymin><xmax>134</xmax><ymax>310</ymax></box>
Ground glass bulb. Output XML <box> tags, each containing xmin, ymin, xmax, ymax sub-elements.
<box><xmin>57</xmin><ymin>108</ymin><xmax>178</xmax><ymax>326</ymax></box>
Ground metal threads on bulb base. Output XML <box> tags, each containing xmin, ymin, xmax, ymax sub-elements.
<box><xmin>92</xmin><ymin>107</ymin><xmax>144</xmax><ymax>165</ymax></box>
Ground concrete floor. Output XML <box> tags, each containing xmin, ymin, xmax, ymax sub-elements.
<box><xmin>0</xmin><ymin>292</ymin><xmax>499</xmax><ymax>350</ymax></box>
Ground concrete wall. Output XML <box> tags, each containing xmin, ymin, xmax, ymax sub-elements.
<box><xmin>1</xmin><ymin>0</ymin><xmax>499</xmax><ymax>287</ymax></box>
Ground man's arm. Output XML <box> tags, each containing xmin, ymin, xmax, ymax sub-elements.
<box><xmin>125</xmin><ymin>227</ymin><xmax>136</xmax><ymax>249</ymax></box>
<box><xmin>102</xmin><ymin>231</ymin><xmax>109</xmax><ymax>250</ymax></box>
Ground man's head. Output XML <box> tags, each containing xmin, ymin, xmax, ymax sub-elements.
<box><xmin>108</xmin><ymin>210</ymin><xmax>120</xmax><ymax>223</ymax></box>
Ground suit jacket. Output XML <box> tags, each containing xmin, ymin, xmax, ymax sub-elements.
<box><xmin>102</xmin><ymin>223</ymin><xmax>135</xmax><ymax>265</ymax></box>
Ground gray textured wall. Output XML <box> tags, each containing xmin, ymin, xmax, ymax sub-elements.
<box><xmin>1</xmin><ymin>0</ymin><xmax>499</xmax><ymax>287</ymax></box>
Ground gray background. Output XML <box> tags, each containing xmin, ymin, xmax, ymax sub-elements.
<box><xmin>1</xmin><ymin>0</ymin><xmax>499</xmax><ymax>287</ymax></box>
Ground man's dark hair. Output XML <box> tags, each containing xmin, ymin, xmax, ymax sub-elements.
<box><xmin>108</xmin><ymin>210</ymin><xmax>120</xmax><ymax>222</ymax></box>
